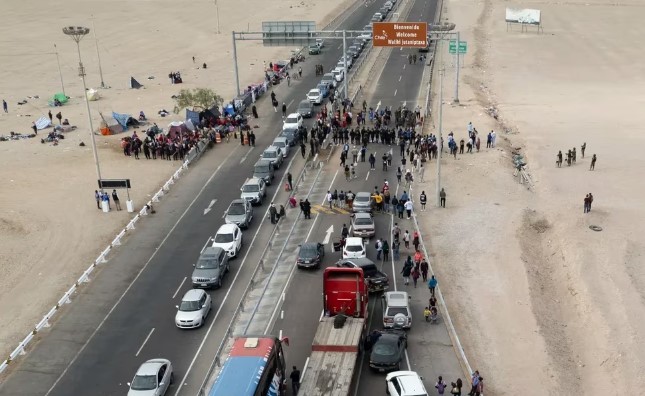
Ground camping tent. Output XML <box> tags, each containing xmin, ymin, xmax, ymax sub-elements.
<box><xmin>129</xmin><ymin>77</ymin><xmax>143</xmax><ymax>89</ymax></box>
<box><xmin>112</xmin><ymin>112</ymin><xmax>134</xmax><ymax>131</ymax></box>
<box><xmin>167</xmin><ymin>121</ymin><xmax>190</xmax><ymax>139</ymax></box>
<box><xmin>35</xmin><ymin>116</ymin><xmax>52</xmax><ymax>130</ymax></box>
<box><xmin>99</xmin><ymin>112</ymin><xmax>123</xmax><ymax>135</ymax></box>
<box><xmin>48</xmin><ymin>93</ymin><xmax>68</xmax><ymax>106</ymax></box>
<box><xmin>86</xmin><ymin>89</ymin><xmax>100</xmax><ymax>101</ymax></box>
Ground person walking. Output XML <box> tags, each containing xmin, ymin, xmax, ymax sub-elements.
<box><xmin>402</xmin><ymin>230</ymin><xmax>410</xmax><ymax>249</ymax></box>
<box><xmin>474</xmin><ymin>377</ymin><xmax>483</xmax><ymax>396</ymax></box>
<box><xmin>584</xmin><ymin>194</ymin><xmax>591</xmax><ymax>214</ymax></box>
<box><xmin>376</xmin><ymin>239</ymin><xmax>383</xmax><ymax>261</ymax></box>
<box><xmin>290</xmin><ymin>366</ymin><xmax>301</xmax><ymax>395</ymax></box>
<box><xmin>300</xmin><ymin>142</ymin><xmax>306</xmax><ymax>159</ymax></box>
<box><xmin>95</xmin><ymin>190</ymin><xmax>101</xmax><ymax>209</ymax></box>
<box><xmin>2</xmin><ymin>99</ymin><xmax>7</xmax><ymax>113</ymax></box>
<box><xmin>287</xmin><ymin>172</ymin><xmax>293</xmax><ymax>191</ymax></box>
<box><xmin>48</xmin><ymin>110</ymin><xmax>53</xmax><ymax>122</ymax></box>
<box><xmin>401</xmin><ymin>258</ymin><xmax>412</xmax><ymax>285</ymax></box>
<box><xmin>326</xmin><ymin>190</ymin><xmax>333</xmax><ymax>209</ymax></box>
<box><xmin>382</xmin><ymin>240</ymin><xmax>390</xmax><ymax>261</ymax></box>
<box><xmin>282</xmin><ymin>102</ymin><xmax>287</xmax><ymax>118</ymax></box>
<box><xmin>419</xmin><ymin>190</ymin><xmax>427</xmax><ymax>211</ymax></box>
<box><xmin>435</xmin><ymin>376</ymin><xmax>447</xmax><ymax>395</ymax></box>
<box><xmin>112</xmin><ymin>189</ymin><xmax>122</xmax><ymax>211</ymax></box>
<box><xmin>32</xmin><ymin>122</ymin><xmax>38</xmax><ymax>135</ymax></box>
<box><xmin>412</xmin><ymin>231</ymin><xmax>420</xmax><ymax>251</ymax></box>
<box><xmin>428</xmin><ymin>275</ymin><xmax>437</xmax><ymax>297</ymax></box>
<box><xmin>451</xmin><ymin>378</ymin><xmax>463</xmax><ymax>396</ymax></box>
<box><xmin>590</xmin><ymin>154</ymin><xmax>597</xmax><ymax>170</ymax></box>
<box><xmin>393</xmin><ymin>239</ymin><xmax>400</xmax><ymax>260</ymax></box>
<box><xmin>468</xmin><ymin>371</ymin><xmax>479</xmax><ymax>396</ymax></box>
<box><xmin>440</xmin><ymin>188</ymin><xmax>446</xmax><ymax>208</ymax></box>
<box><xmin>581</xmin><ymin>142</ymin><xmax>586</xmax><ymax>158</ymax></box>
<box><xmin>411</xmin><ymin>266</ymin><xmax>420</xmax><ymax>287</ymax></box>
<box><xmin>420</xmin><ymin>259</ymin><xmax>429</xmax><ymax>282</ymax></box>
<box><xmin>404</xmin><ymin>199</ymin><xmax>413</xmax><ymax>219</ymax></box>
<box><xmin>269</xmin><ymin>203</ymin><xmax>278</xmax><ymax>224</ymax></box>
<box><xmin>588</xmin><ymin>193</ymin><xmax>594</xmax><ymax>212</ymax></box>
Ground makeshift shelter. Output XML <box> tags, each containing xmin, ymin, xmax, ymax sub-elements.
<box><xmin>185</xmin><ymin>109</ymin><xmax>200</xmax><ymax>127</ymax></box>
<box><xmin>48</xmin><ymin>93</ymin><xmax>68</xmax><ymax>107</ymax></box>
<box><xmin>35</xmin><ymin>116</ymin><xmax>52</xmax><ymax>130</ymax></box>
<box><xmin>86</xmin><ymin>89</ymin><xmax>100</xmax><ymax>101</ymax></box>
<box><xmin>184</xmin><ymin>119</ymin><xmax>196</xmax><ymax>132</ymax></box>
<box><xmin>166</xmin><ymin>121</ymin><xmax>190</xmax><ymax>139</ymax></box>
<box><xmin>111</xmin><ymin>111</ymin><xmax>139</xmax><ymax>131</ymax></box>
<box><xmin>99</xmin><ymin>112</ymin><xmax>123</xmax><ymax>135</ymax></box>
<box><xmin>129</xmin><ymin>77</ymin><xmax>143</xmax><ymax>89</ymax></box>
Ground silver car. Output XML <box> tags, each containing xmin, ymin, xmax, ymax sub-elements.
<box><xmin>175</xmin><ymin>289</ymin><xmax>211</xmax><ymax>329</ymax></box>
<box><xmin>261</xmin><ymin>146</ymin><xmax>284</xmax><ymax>169</ymax></box>
<box><xmin>272</xmin><ymin>137</ymin><xmax>290</xmax><ymax>157</ymax></box>
<box><xmin>352</xmin><ymin>191</ymin><xmax>373</xmax><ymax>214</ymax></box>
<box><xmin>225</xmin><ymin>199</ymin><xmax>253</xmax><ymax>228</ymax></box>
<box><xmin>240</xmin><ymin>177</ymin><xmax>267</xmax><ymax>206</ymax></box>
<box><xmin>191</xmin><ymin>246</ymin><xmax>229</xmax><ymax>288</ymax></box>
<box><xmin>352</xmin><ymin>212</ymin><xmax>375</xmax><ymax>237</ymax></box>
<box><xmin>128</xmin><ymin>358</ymin><xmax>173</xmax><ymax>396</ymax></box>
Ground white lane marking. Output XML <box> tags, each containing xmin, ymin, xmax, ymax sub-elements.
<box><xmin>328</xmin><ymin>169</ymin><xmax>339</xmax><ymax>192</ymax></box>
<box><xmin>279</xmin><ymin>329</ymin><xmax>283</xmax><ymax>340</ymax></box>
<box><xmin>365</xmin><ymin>170</ymin><xmax>370</xmax><ymax>181</ymax></box>
<box><xmin>203</xmin><ymin>199</ymin><xmax>217</xmax><ymax>215</ymax></box>
<box><xmin>399</xmin><ymin>75</ymin><xmax>402</xmax><ymax>82</ymax></box>
<box><xmin>239</xmin><ymin>147</ymin><xmax>255</xmax><ymax>164</ymax></box>
<box><xmin>174</xmin><ymin>147</ymin><xmax>301</xmax><ymax>396</ymax></box>
<box><xmin>394</xmin><ymin>89</ymin><xmax>398</xmax><ymax>96</ymax></box>
<box><xmin>301</xmin><ymin>356</ymin><xmax>311</xmax><ymax>380</ymax></box>
<box><xmin>403</xmin><ymin>64</ymin><xmax>406</xmax><ymax>70</ymax></box>
<box><xmin>221</xmin><ymin>212</ymin><xmax>226</xmax><ymax>219</ymax></box>
<box><xmin>281</xmin><ymin>310</ymin><xmax>284</xmax><ymax>320</ymax></box>
<box><xmin>45</xmin><ymin>143</ymin><xmax>240</xmax><ymax>396</ymax></box>
<box><xmin>319</xmin><ymin>309</ymin><xmax>325</xmax><ymax>321</ymax></box>
<box><xmin>135</xmin><ymin>328</ymin><xmax>155</xmax><ymax>357</ymax></box>
<box><xmin>172</xmin><ymin>277</ymin><xmax>187</xmax><ymax>299</ymax></box>
<box><xmin>287</xmin><ymin>99</ymin><xmax>294</xmax><ymax>109</ymax></box>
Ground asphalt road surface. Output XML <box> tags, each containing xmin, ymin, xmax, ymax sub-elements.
<box><xmin>371</xmin><ymin>0</ymin><xmax>438</xmax><ymax>111</ymax></box>
<box><xmin>0</xmin><ymin>1</ymin><xmax>387</xmax><ymax>395</ymax></box>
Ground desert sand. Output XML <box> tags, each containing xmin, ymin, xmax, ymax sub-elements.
<box><xmin>0</xmin><ymin>0</ymin><xmax>350</xmax><ymax>361</ymax></box>
<box><xmin>415</xmin><ymin>0</ymin><xmax>645</xmax><ymax>394</ymax></box>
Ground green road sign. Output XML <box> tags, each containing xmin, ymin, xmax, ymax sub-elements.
<box><xmin>449</xmin><ymin>40</ymin><xmax>467</xmax><ymax>54</ymax></box>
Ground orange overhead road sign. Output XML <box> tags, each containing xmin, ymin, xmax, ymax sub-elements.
<box><xmin>372</xmin><ymin>22</ymin><xmax>428</xmax><ymax>48</ymax></box>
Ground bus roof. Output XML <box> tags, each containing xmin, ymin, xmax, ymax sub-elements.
<box><xmin>208</xmin><ymin>337</ymin><xmax>276</xmax><ymax>396</ymax></box>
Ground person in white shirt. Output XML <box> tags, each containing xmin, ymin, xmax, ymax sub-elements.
<box><xmin>326</xmin><ymin>191</ymin><xmax>333</xmax><ymax>209</ymax></box>
<box><xmin>404</xmin><ymin>200</ymin><xmax>413</xmax><ymax>219</ymax></box>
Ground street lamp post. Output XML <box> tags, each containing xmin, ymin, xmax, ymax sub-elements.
<box><xmin>63</xmin><ymin>26</ymin><xmax>103</xmax><ymax>191</ymax></box>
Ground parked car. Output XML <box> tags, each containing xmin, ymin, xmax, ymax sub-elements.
<box><xmin>321</xmin><ymin>73</ymin><xmax>337</xmax><ymax>88</ymax></box>
<box><xmin>317</xmin><ymin>83</ymin><xmax>330</xmax><ymax>98</ymax></box>
<box><xmin>175</xmin><ymin>289</ymin><xmax>212</xmax><ymax>329</ymax></box>
<box><xmin>272</xmin><ymin>136</ymin><xmax>290</xmax><ymax>157</ymax></box>
<box><xmin>336</xmin><ymin>257</ymin><xmax>389</xmax><ymax>292</ymax></box>
<box><xmin>339</xmin><ymin>55</ymin><xmax>353</xmax><ymax>68</ymax></box>
<box><xmin>359</xmin><ymin>32</ymin><xmax>372</xmax><ymax>41</ymax></box>
<box><xmin>379</xmin><ymin>7</ymin><xmax>389</xmax><ymax>16</ymax></box>
<box><xmin>382</xmin><ymin>291</ymin><xmax>412</xmax><ymax>328</ymax></box>
<box><xmin>261</xmin><ymin>146</ymin><xmax>284</xmax><ymax>169</ymax></box>
<box><xmin>211</xmin><ymin>223</ymin><xmax>243</xmax><ymax>258</ymax></box>
<box><xmin>352</xmin><ymin>212</ymin><xmax>375</xmax><ymax>237</ymax></box>
<box><xmin>253</xmin><ymin>159</ymin><xmax>275</xmax><ymax>185</ymax></box>
<box><xmin>341</xmin><ymin>237</ymin><xmax>366</xmax><ymax>259</ymax></box>
<box><xmin>384</xmin><ymin>0</ymin><xmax>394</xmax><ymax>11</ymax></box>
<box><xmin>297</xmin><ymin>99</ymin><xmax>314</xmax><ymax>118</ymax></box>
<box><xmin>283</xmin><ymin>113</ymin><xmax>303</xmax><ymax>129</ymax></box>
<box><xmin>315</xmin><ymin>38</ymin><xmax>325</xmax><ymax>48</ymax></box>
<box><xmin>191</xmin><ymin>246</ymin><xmax>229</xmax><ymax>288</ymax></box>
<box><xmin>371</xmin><ymin>15</ymin><xmax>381</xmax><ymax>22</ymax></box>
<box><xmin>352</xmin><ymin>191</ymin><xmax>373</xmax><ymax>214</ymax></box>
<box><xmin>348</xmin><ymin>47</ymin><xmax>360</xmax><ymax>59</ymax></box>
<box><xmin>280</xmin><ymin>126</ymin><xmax>300</xmax><ymax>146</ymax></box>
<box><xmin>332</xmin><ymin>68</ymin><xmax>344</xmax><ymax>82</ymax></box>
<box><xmin>240</xmin><ymin>177</ymin><xmax>267</xmax><ymax>205</ymax></box>
<box><xmin>369</xmin><ymin>329</ymin><xmax>407</xmax><ymax>372</ymax></box>
<box><xmin>307</xmin><ymin>88</ymin><xmax>323</xmax><ymax>105</ymax></box>
<box><xmin>296</xmin><ymin>242</ymin><xmax>325</xmax><ymax>268</ymax></box>
<box><xmin>308</xmin><ymin>45</ymin><xmax>321</xmax><ymax>55</ymax></box>
<box><xmin>373</xmin><ymin>12</ymin><xmax>384</xmax><ymax>21</ymax></box>
<box><xmin>385</xmin><ymin>371</ymin><xmax>428</xmax><ymax>396</ymax></box>
<box><xmin>128</xmin><ymin>359</ymin><xmax>174</xmax><ymax>396</ymax></box>
<box><xmin>224</xmin><ymin>198</ymin><xmax>253</xmax><ymax>228</ymax></box>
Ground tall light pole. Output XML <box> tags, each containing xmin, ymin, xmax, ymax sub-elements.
<box><xmin>53</xmin><ymin>44</ymin><xmax>66</xmax><ymax>96</ymax></box>
<box><xmin>63</xmin><ymin>26</ymin><xmax>103</xmax><ymax>191</ymax></box>
<box><xmin>436</xmin><ymin>67</ymin><xmax>444</xmax><ymax>207</ymax></box>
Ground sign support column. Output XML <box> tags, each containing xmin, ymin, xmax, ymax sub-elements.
<box><xmin>343</xmin><ymin>30</ymin><xmax>348</xmax><ymax>100</ymax></box>
<box><xmin>454</xmin><ymin>31</ymin><xmax>460</xmax><ymax>103</ymax></box>
<box><xmin>232</xmin><ymin>31</ymin><xmax>241</xmax><ymax>97</ymax></box>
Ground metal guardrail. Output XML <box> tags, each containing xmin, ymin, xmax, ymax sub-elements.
<box><xmin>197</xmin><ymin>158</ymin><xmax>322</xmax><ymax>395</ymax></box>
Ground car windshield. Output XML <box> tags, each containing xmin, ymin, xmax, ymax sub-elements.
<box><xmin>214</xmin><ymin>233</ymin><xmax>234</xmax><ymax>243</ymax></box>
<box><xmin>361</xmin><ymin>264</ymin><xmax>378</xmax><ymax>276</ymax></box>
<box><xmin>179</xmin><ymin>300</ymin><xmax>201</xmax><ymax>312</ymax></box>
<box><xmin>228</xmin><ymin>203</ymin><xmax>246</xmax><ymax>215</ymax></box>
<box><xmin>346</xmin><ymin>245</ymin><xmax>363</xmax><ymax>252</ymax></box>
<box><xmin>387</xmin><ymin>307</ymin><xmax>409</xmax><ymax>316</ymax></box>
<box><xmin>354</xmin><ymin>218</ymin><xmax>373</xmax><ymax>225</ymax></box>
<box><xmin>322</xmin><ymin>76</ymin><xmax>332</xmax><ymax>81</ymax></box>
<box><xmin>130</xmin><ymin>375</ymin><xmax>157</xmax><ymax>391</ymax></box>
<box><xmin>274</xmin><ymin>142</ymin><xmax>286</xmax><ymax>147</ymax></box>
<box><xmin>299</xmin><ymin>245</ymin><xmax>318</xmax><ymax>258</ymax></box>
<box><xmin>355</xmin><ymin>195</ymin><xmax>370</xmax><ymax>203</ymax></box>
<box><xmin>263</xmin><ymin>152</ymin><xmax>277</xmax><ymax>159</ymax></box>
<box><xmin>286</xmin><ymin>116</ymin><xmax>298</xmax><ymax>124</ymax></box>
<box><xmin>373</xmin><ymin>342</ymin><xmax>397</xmax><ymax>356</ymax></box>
<box><xmin>196</xmin><ymin>258</ymin><xmax>219</xmax><ymax>269</ymax></box>
<box><xmin>242</xmin><ymin>184</ymin><xmax>259</xmax><ymax>192</ymax></box>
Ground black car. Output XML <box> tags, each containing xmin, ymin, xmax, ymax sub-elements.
<box><xmin>297</xmin><ymin>100</ymin><xmax>314</xmax><ymax>118</ymax></box>
<box><xmin>335</xmin><ymin>257</ymin><xmax>389</xmax><ymax>292</ymax></box>
<box><xmin>296</xmin><ymin>242</ymin><xmax>325</xmax><ymax>268</ymax></box>
<box><xmin>369</xmin><ymin>330</ymin><xmax>407</xmax><ymax>372</ymax></box>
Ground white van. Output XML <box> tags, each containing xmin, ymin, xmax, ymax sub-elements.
<box><xmin>382</xmin><ymin>291</ymin><xmax>412</xmax><ymax>329</ymax></box>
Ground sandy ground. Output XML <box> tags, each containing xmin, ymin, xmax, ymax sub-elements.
<box><xmin>0</xmin><ymin>0</ymin><xmax>349</xmax><ymax>360</ymax></box>
<box><xmin>413</xmin><ymin>0</ymin><xmax>645</xmax><ymax>394</ymax></box>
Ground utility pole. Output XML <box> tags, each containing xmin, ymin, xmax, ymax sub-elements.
<box><xmin>91</xmin><ymin>18</ymin><xmax>106</xmax><ymax>88</ymax></box>
<box><xmin>53</xmin><ymin>44</ymin><xmax>65</xmax><ymax>96</ymax></box>
<box><xmin>232</xmin><ymin>31</ymin><xmax>241</xmax><ymax>96</ymax></box>
<box><xmin>342</xmin><ymin>30</ymin><xmax>348</xmax><ymax>100</ymax></box>
<box><xmin>454</xmin><ymin>31</ymin><xmax>460</xmax><ymax>103</ymax></box>
<box><xmin>436</xmin><ymin>67</ymin><xmax>444</xmax><ymax>207</ymax></box>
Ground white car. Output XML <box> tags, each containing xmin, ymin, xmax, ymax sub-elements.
<box><xmin>385</xmin><ymin>371</ymin><xmax>428</xmax><ymax>396</ymax></box>
<box><xmin>175</xmin><ymin>289</ymin><xmax>212</xmax><ymax>329</ymax></box>
<box><xmin>211</xmin><ymin>223</ymin><xmax>243</xmax><ymax>258</ymax></box>
<box><xmin>339</xmin><ymin>55</ymin><xmax>353</xmax><ymax>68</ymax></box>
<box><xmin>307</xmin><ymin>89</ymin><xmax>322</xmax><ymax>104</ymax></box>
<box><xmin>342</xmin><ymin>237</ymin><xmax>366</xmax><ymax>259</ymax></box>
<box><xmin>283</xmin><ymin>113</ymin><xmax>303</xmax><ymax>129</ymax></box>
<box><xmin>272</xmin><ymin>136</ymin><xmax>290</xmax><ymax>157</ymax></box>
<box><xmin>332</xmin><ymin>68</ymin><xmax>344</xmax><ymax>82</ymax></box>
<box><xmin>128</xmin><ymin>359</ymin><xmax>174</xmax><ymax>396</ymax></box>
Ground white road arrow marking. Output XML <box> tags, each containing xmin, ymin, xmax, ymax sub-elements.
<box><xmin>322</xmin><ymin>225</ymin><xmax>334</xmax><ymax>245</ymax></box>
<box><xmin>375</xmin><ymin>100</ymin><xmax>382</xmax><ymax>112</ymax></box>
<box><xmin>203</xmin><ymin>199</ymin><xmax>217</xmax><ymax>215</ymax></box>
<box><xmin>240</xmin><ymin>147</ymin><xmax>254</xmax><ymax>164</ymax></box>
<box><xmin>402</xmin><ymin>101</ymin><xmax>407</xmax><ymax>108</ymax></box>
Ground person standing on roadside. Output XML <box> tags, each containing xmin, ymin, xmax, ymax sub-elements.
<box><xmin>112</xmin><ymin>189</ymin><xmax>122</xmax><ymax>211</ymax></box>
<box><xmin>420</xmin><ymin>259</ymin><xmax>429</xmax><ymax>282</ymax></box>
<box><xmin>282</xmin><ymin>102</ymin><xmax>287</xmax><ymax>118</ymax></box>
<box><xmin>413</xmin><ymin>231</ymin><xmax>420</xmax><ymax>251</ymax></box>
<box><xmin>401</xmin><ymin>257</ymin><xmax>412</xmax><ymax>285</ymax></box>
<box><xmin>376</xmin><ymin>238</ymin><xmax>383</xmax><ymax>261</ymax></box>
<box><xmin>326</xmin><ymin>190</ymin><xmax>333</xmax><ymax>209</ymax></box>
<box><xmin>590</xmin><ymin>154</ymin><xmax>597</xmax><ymax>170</ymax></box>
<box><xmin>2</xmin><ymin>99</ymin><xmax>7</xmax><ymax>113</ymax></box>
<box><xmin>300</xmin><ymin>141</ymin><xmax>306</xmax><ymax>159</ymax></box>
<box><xmin>411</xmin><ymin>265</ymin><xmax>420</xmax><ymax>287</ymax></box>
<box><xmin>393</xmin><ymin>239</ymin><xmax>400</xmax><ymax>260</ymax></box>
<box><xmin>402</xmin><ymin>230</ymin><xmax>410</xmax><ymax>249</ymax></box>
<box><xmin>287</xmin><ymin>172</ymin><xmax>293</xmax><ymax>191</ymax></box>
<box><xmin>584</xmin><ymin>194</ymin><xmax>590</xmax><ymax>213</ymax></box>
<box><xmin>435</xmin><ymin>376</ymin><xmax>447</xmax><ymax>395</ymax></box>
<box><xmin>420</xmin><ymin>191</ymin><xmax>427</xmax><ymax>211</ymax></box>
<box><xmin>290</xmin><ymin>366</ymin><xmax>301</xmax><ymax>395</ymax></box>
<box><xmin>95</xmin><ymin>190</ymin><xmax>101</xmax><ymax>209</ymax></box>
<box><xmin>440</xmin><ymin>188</ymin><xmax>446</xmax><ymax>208</ymax></box>
<box><xmin>428</xmin><ymin>275</ymin><xmax>437</xmax><ymax>297</ymax></box>
<box><xmin>404</xmin><ymin>199</ymin><xmax>413</xmax><ymax>219</ymax></box>
<box><xmin>382</xmin><ymin>240</ymin><xmax>390</xmax><ymax>261</ymax></box>
<box><xmin>588</xmin><ymin>193</ymin><xmax>594</xmax><ymax>212</ymax></box>
<box><xmin>468</xmin><ymin>371</ymin><xmax>479</xmax><ymax>396</ymax></box>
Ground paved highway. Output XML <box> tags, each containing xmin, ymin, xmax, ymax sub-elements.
<box><xmin>371</xmin><ymin>0</ymin><xmax>438</xmax><ymax>110</ymax></box>
<box><xmin>0</xmin><ymin>1</ymin><xmax>386</xmax><ymax>395</ymax></box>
